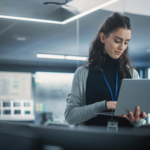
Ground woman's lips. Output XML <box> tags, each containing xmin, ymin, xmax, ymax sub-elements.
<box><xmin>115</xmin><ymin>51</ymin><xmax>122</xmax><ymax>55</ymax></box>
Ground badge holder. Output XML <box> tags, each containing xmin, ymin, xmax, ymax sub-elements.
<box><xmin>107</xmin><ymin>116</ymin><xmax>118</xmax><ymax>132</ymax></box>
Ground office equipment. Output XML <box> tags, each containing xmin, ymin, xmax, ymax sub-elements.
<box><xmin>96</xmin><ymin>79</ymin><xmax>150</xmax><ymax>116</ymax></box>
<box><xmin>0</xmin><ymin>72</ymin><xmax>34</xmax><ymax>121</ymax></box>
<box><xmin>115</xmin><ymin>79</ymin><xmax>150</xmax><ymax>116</ymax></box>
<box><xmin>0</xmin><ymin>100</ymin><xmax>34</xmax><ymax>121</ymax></box>
<box><xmin>0</xmin><ymin>121</ymin><xmax>150</xmax><ymax>150</ymax></box>
<box><xmin>0</xmin><ymin>72</ymin><xmax>31</xmax><ymax>99</ymax></box>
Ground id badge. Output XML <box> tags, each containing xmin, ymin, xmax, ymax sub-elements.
<box><xmin>107</xmin><ymin>120</ymin><xmax>118</xmax><ymax>132</ymax></box>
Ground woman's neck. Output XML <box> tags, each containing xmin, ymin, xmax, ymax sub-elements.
<box><xmin>102</xmin><ymin>54</ymin><xmax>118</xmax><ymax>68</ymax></box>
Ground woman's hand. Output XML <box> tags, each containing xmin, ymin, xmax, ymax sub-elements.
<box><xmin>120</xmin><ymin>106</ymin><xmax>147</xmax><ymax>122</ymax></box>
<box><xmin>106</xmin><ymin>101</ymin><xmax>117</xmax><ymax>110</ymax></box>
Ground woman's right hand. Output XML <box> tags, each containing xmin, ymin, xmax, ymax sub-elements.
<box><xmin>106</xmin><ymin>101</ymin><xmax>117</xmax><ymax>110</ymax></box>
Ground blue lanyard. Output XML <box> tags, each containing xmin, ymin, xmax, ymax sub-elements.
<box><xmin>103</xmin><ymin>66</ymin><xmax>118</xmax><ymax>101</ymax></box>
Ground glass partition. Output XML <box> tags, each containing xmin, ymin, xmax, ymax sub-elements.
<box><xmin>34</xmin><ymin>72</ymin><xmax>74</xmax><ymax>124</ymax></box>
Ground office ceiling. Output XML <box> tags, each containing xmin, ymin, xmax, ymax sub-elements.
<box><xmin>0</xmin><ymin>0</ymin><xmax>150</xmax><ymax>68</ymax></box>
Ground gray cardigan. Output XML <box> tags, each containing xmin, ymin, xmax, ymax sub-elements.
<box><xmin>65</xmin><ymin>66</ymin><xmax>144</xmax><ymax>127</ymax></box>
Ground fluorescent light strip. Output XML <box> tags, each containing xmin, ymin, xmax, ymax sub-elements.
<box><xmin>0</xmin><ymin>15</ymin><xmax>63</xmax><ymax>24</ymax></box>
<box><xmin>66</xmin><ymin>56</ymin><xmax>87</xmax><ymax>61</ymax></box>
<box><xmin>0</xmin><ymin>0</ymin><xmax>119</xmax><ymax>24</ymax></box>
<box><xmin>37</xmin><ymin>54</ymin><xmax>87</xmax><ymax>61</ymax></box>
<box><xmin>37</xmin><ymin>54</ymin><xmax>65</xmax><ymax>59</ymax></box>
<box><xmin>63</xmin><ymin>0</ymin><xmax>119</xmax><ymax>24</ymax></box>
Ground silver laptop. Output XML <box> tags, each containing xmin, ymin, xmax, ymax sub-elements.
<box><xmin>96</xmin><ymin>79</ymin><xmax>150</xmax><ymax>116</ymax></box>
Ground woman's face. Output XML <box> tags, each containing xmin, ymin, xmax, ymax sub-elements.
<box><xmin>100</xmin><ymin>28</ymin><xmax>131</xmax><ymax>59</ymax></box>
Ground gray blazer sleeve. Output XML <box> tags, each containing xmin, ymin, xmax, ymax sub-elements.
<box><xmin>129</xmin><ymin>68</ymin><xmax>145</xmax><ymax>127</ymax></box>
<box><xmin>64</xmin><ymin>67</ymin><xmax>107</xmax><ymax>125</ymax></box>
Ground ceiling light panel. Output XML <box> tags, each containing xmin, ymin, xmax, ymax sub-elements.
<box><xmin>37</xmin><ymin>54</ymin><xmax>87</xmax><ymax>61</ymax></box>
<box><xmin>66</xmin><ymin>0</ymin><xmax>115</xmax><ymax>13</ymax></box>
<box><xmin>0</xmin><ymin>0</ymin><xmax>119</xmax><ymax>24</ymax></box>
<box><xmin>66</xmin><ymin>56</ymin><xmax>87</xmax><ymax>61</ymax></box>
<box><xmin>37</xmin><ymin>54</ymin><xmax>65</xmax><ymax>59</ymax></box>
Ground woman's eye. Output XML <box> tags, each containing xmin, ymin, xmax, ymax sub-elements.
<box><xmin>115</xmin><ymin>40</ymin><xmax>120</xmax><ymax>43</ymax></box>
<box><xmin>125</xmin><ymin>43</ymin><xmax>128</xmax><ymax>45</ymax></box>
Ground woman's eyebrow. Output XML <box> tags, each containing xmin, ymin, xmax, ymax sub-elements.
<box><xmin>114</xmin><ymin>36</ymin><xmax>130</xmax><ymax>41</ymax></box>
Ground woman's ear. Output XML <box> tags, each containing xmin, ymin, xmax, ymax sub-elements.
<box><xmin>99</xmin><ymin>32</ymin><xmax>106</xmax><ymax>43</ymax></box>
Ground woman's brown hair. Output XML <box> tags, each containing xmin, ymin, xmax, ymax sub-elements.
<box><xmin>84</xmin><ymin>12</ymin><xmax>134</xmax><ymax>78</ymax></box>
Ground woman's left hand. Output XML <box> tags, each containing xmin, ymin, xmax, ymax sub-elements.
<box><xmin>120</xmin><ymin>106</ymin><xmax>147</xmax><ymax>122</ymax></box>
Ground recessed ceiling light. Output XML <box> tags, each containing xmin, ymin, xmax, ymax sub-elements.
<box><xmin>16</xmin><ymin>37</ymin><xmax>27</xmax><ymax>41</ymax></box>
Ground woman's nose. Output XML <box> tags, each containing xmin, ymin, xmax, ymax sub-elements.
<box><xmin>118</xmin><ymin>43</ymin><xmax>125</xmax><ymax>50</ymax></box>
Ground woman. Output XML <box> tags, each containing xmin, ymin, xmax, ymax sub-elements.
<box><xmin>65</xmin><ymin>13</ymin><xmax>147</xmax><ymax>128</ymax></box>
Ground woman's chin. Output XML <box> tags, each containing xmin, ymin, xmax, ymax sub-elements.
<box><xmin>110</xmin><ymin>54</ymin><xmax>120</xmax><ymax>59</ymax></box>
<box><xmin>114</xmin><ymin>55</ymin><xmax>120</xmax><ymax>59</ymax></box>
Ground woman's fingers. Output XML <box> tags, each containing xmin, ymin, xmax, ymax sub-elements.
<box><xmin>140</xmin><ymin>112</ymin><xmax>147</xmax><ymax>119</ymax></box>
<box><xmin>122</xmin><ymin>115</ymin><xmax>130</xmax><ymax>121</ymax></box>
<box><xmin>121</xmin><ymin>112</ymin><xmax>136</xmax><ymax>121</ymax></box>
<box><xmin>135</xmin><ymin>106</ymin><xmax>140</xmax><ymax>121</ymax></box>
<box><xmin>118</xmin><ymin>115</ymin><xmax>124</xmax><ymax>118</ymax></box>
<box><xmin>129</xmin><ymin>112</ymin><xmax>134</xmax><ymax>122</ymax></box>
<box><xmin>121</xmin><ymin>107</ymin><xmax>147</xmax><ymax>122</ymax></box>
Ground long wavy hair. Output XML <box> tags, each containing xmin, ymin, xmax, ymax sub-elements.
<box><xmin>84</xmin><ymin>12</ymin><xmax>134</xmax><ymax>78</ymax></box>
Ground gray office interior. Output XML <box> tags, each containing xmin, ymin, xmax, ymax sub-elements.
<box><xmin>0</xmin><ymin>0</ymin><xmax>150</xmax><ymax>149</ymax></box>
<box><xmin>0</xmin><ymin>0</ymin><xmax>150</xmax><ymax>123</ymax></box>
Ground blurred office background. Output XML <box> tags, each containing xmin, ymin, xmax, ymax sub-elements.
<box><xmin>0</xmin><ymin>0</ymin><xmax>150</xmax><ymax>125</ymax></box>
